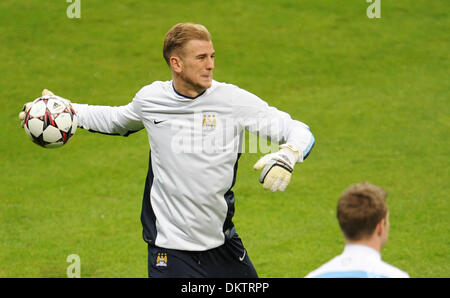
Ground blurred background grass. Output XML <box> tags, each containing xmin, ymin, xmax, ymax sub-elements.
<box><xmin>0</xmin><ymin>0</ymin><xmax>448</xmax><ymax>277</ymax></box>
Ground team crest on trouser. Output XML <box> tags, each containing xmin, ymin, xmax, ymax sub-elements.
<box><xmin>156</xmin><ymin>253</ymin><xmax>168</xmax><ymax>267</ymax></box>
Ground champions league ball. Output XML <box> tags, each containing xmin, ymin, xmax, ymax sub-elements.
<box><xmin>24</xmin><ymin>96</ymin><xmax>78</xmax><ymax>148</ymax></box>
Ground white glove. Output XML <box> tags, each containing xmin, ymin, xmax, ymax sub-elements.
<box><xmin>253</xmin><ymin>145</ymin><xmax>300</xmax><ymax>192</ymax></box>
<box><xmin>19</xmin><ymin>102</ymin><xmax>33</xmax><ymax>128</ymax></box>
<box><xmin>19</xmin><ymin>89</ymin><xmax>70</xmax><ymax>127</ymax></box>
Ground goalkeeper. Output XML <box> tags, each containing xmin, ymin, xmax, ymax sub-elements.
<box><xmin>20</xmin><ymin>23</ymin><xmax>315</xmax><ymax>278</ymax></box>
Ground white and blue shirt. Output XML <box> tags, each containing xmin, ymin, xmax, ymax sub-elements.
<box><xmin>72</xmin><ymin>80</ymin><xmax>315</xmax><ymax>251</ymax></box>
<box><xmin>305</xmin><ymin>244</ymin><xmax>410</xmax><ymax>278</ymax></box>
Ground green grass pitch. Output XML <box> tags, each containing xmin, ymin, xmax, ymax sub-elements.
<box><xmin>0</xmin><ymin>0</ymin><xmax>448</xmax><ymax>277</ymax></box>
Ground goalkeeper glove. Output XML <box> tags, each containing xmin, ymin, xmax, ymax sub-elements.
<box><xmin>19</xmin><ymin>89</ymin><xmax>70</xmax><ymax>127</ymax></box>
<box><xmin>19</xmin><ymin>102</ymin><xmax>33</xmax><ymax>128</ymax></box>
<box><xmin>253</xmin><ymin>144</ymin><xmax>300</xmax><ymax>192</ymax></box>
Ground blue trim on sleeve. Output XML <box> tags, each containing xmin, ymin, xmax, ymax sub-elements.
<box><xmin>302</xmin><ymin>133</ymin><xmax>315</xmax><ymax>160</ymax></box>
<box><xmin>86</xmin><ymin>128</ymin><xmax>141</xmax><ymax>137</ymax></box>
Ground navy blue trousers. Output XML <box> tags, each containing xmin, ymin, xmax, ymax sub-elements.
<box><xmin>148</xmin><ymin>234</ymin><xmax>258</xmax><ymax>278</ymax></box>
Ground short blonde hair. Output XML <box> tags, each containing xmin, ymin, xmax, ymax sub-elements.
<box><xmin>163</xmin><ymin>23</ymin><xmax>212</xmax><ymax>66</ymax></box>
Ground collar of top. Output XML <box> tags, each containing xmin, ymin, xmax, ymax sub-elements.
<box><xmin>343</xmin><ymin>244</ymin><xmax>382</xmax><ymax>260</ymax></box>
<box><xmin>171</xmin><ymin>81</ymin><xmax>208</xmax><ymax>101</ymax></box>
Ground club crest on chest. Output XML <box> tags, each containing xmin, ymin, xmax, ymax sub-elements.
<box><xmin>202</xmin><ymin>113</ymin><xmax>217</xmax><ymax>131</ymax></box>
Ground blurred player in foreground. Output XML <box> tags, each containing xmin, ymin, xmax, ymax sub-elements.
<box><xmin>20</xmin><ymin>23</ymin><xmax>315</xmax><ymax>277</ymax></box>
<box><xmin>305</xmin><ymin>182</ymin><xmax>409</xmax><ymax>278</ymax></box>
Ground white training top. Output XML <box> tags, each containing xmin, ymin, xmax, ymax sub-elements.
<box><xmin>71</xmin><ymin>80</ymin><xmax>315</xmax><ymax>251</ymax></box>
<box><xmin>305</xmin><ymin>244</ymin><xmax>410</xmax><ymax>278</ymax></box>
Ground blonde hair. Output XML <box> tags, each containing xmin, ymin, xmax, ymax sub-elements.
<box><xmin>163</xmin><ymin>23</ymin><xmax>212</xmax><ymax>66</ymax></box>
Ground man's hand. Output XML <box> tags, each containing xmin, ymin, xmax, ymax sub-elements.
<box><xmin>19</xmin><ymin>89</ymin><xmax>55</xmax><ymax>127</ymax></box>
<box><xmin>253</xmin><ymin>145</ymin><xmax>300</xmax><ymax>192</ymax></box>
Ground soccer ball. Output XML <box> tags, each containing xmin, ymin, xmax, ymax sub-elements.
<box><xmin>24</xmin><ymin>95</ymin><xmax>78</xmax><ymax>148</ymax></box>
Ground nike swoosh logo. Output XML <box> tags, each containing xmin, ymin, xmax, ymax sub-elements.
<box><xmin>239</xmin><ymin>249</ymin><xmax>246</xmax><ymax>261</ymax></box>
<box><xmin>153</xmin><ymin>120</ymin><xmax>166</xmax><ymax>125</ymax></box>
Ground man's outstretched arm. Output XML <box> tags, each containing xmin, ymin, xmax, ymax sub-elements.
<box><xmin>20</xmin><ymin>89</ymin><xmax>145</xmax><ymax>136</ymax></box>
<box><xmin>232</xmin><ymin>86</ymin><xmax>315</xmax><ymax>192</ymax></box>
